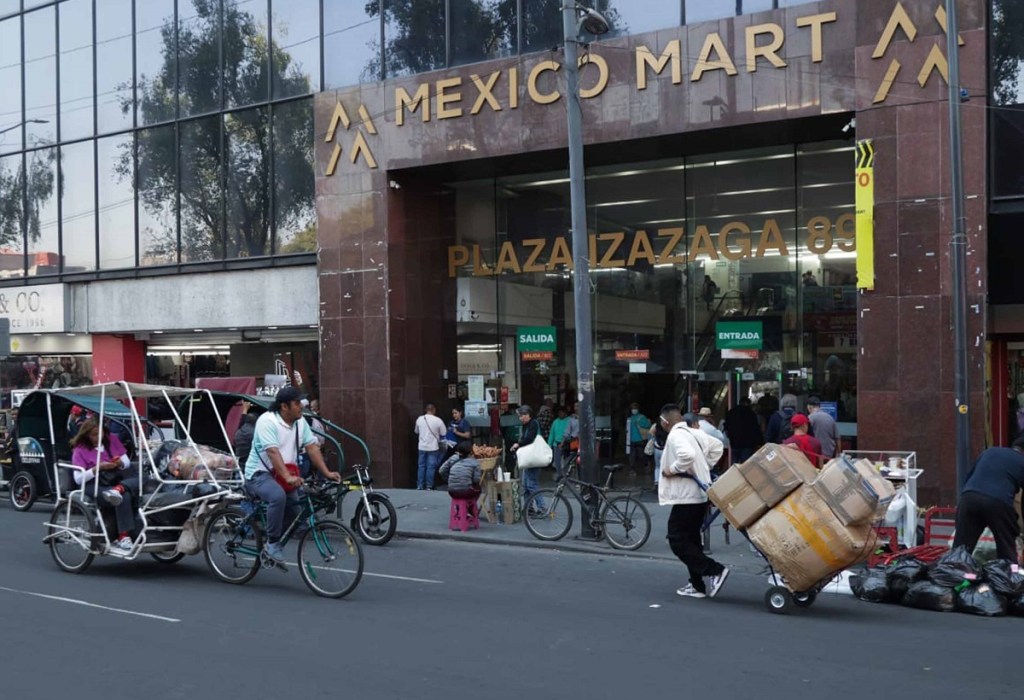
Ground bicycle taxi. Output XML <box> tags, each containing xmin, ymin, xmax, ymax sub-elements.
<box><xmin>42</xmin><ymin>381</ymin><xmax>241</xmax><ymax>573</ymax></box>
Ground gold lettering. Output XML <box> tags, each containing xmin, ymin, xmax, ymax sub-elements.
<box><xmin>626</xmin><ymin>231</ymin><xmax>657</xmax><ymax>267</ymax></box>
<box><xmin>689</xmin><ymin>225</ymin><xmax>719</xmax><ymax>260</ymax></box>
<box><xmin>917</xmin><ymin>44</ymin><xmax>949</xmax><ymax>87</ymax></box>
<box><xmin>757</xmin><ymin>219</ymin><xmax>789</xmax><ymax>257</ymax></box>
<box><xmin>395</xmin><ymin>83</ymin><xmax>430</xmax><ymax>126</ymax></box>
<box><xmin>448</xmin><ymin>245</ymin><xmax>469</xmax><ymax>278</ymax></box>
<box><xmin>579</xmin><ymin>53</ymin><xmax>610</xmax><ymax>99</ymax></box>
<box><xmin>835</xmin><ymin>213</ymin><xmax>856</xmax><ymax>251</ymax></box>
<box><xmin>509</xmin><ymin>67</ymin><xmax>519</xmax><ymax>109</ymax></box>
<box><xmin>522</xmin><ymin>239</ymin><xmax>547</xmax><ymax>273</ymax></box>
<box><xmin>589</xmin><ymin>233</ymin><xmax>597</xmax><ymax>266</ymax></box>
<box><xmin>436</xmin><ymin>77</ymin><xmax>463</xmax><ymax>120</ymax></box>
<box><xmin>656</xmin><ymin>228</ymin><xmax>685</xmax><ymax>265</ymax></box>
<box><xmin>805</xmin><ymin>216</ymin><xmax>832</xmax><ymax>254</ymax></box>
<box><xmin>349</xmin><ymin>131</ymin><xmax>377</xmax><ymax>169</ymax></box>
<box><xmin>598</xmin><ymin>232</ymin><xmax>626</xmax><ymax>267</ymax></box>
<box><xmin>470</xmin><ymin>72</ymin><xmax>502</xmax><ymax>114</ymax></box>
<box><xmin>494</xmin><ymin>242</ymin><xmax>522</xmax><ymax>275</ymax></box>
<box><xmin>692</xmin><ymin>33</ymin><xmax>738</xmax><ymax>82</ymax></box>
<box><xmin>527</xmin><ymin>60</ymin><xmax>561</xmax><ymax>105</ymax></box>
<box><xmin>636</xmin><ymin>40</ymin><xmax>682</xmax><ymax>89</ymax></box>
<box><xmin>325</xmin><ymin>102</ymin><xmax>351</xmax><ymax>142</ymax></box>
<box><xmin>798</xmin><ymin>12</ymin><xmax>838</xmax><ymax>63</ymax></box>
<box><xmin>719</xmin><ymin>222</ymin><xmax>752</xmax><ymax>260</ymax></box>
<box><xmin>547</xmin><ymin>237</ymin><xmax>573</xmax><ymax>270</ymax></box>
<box><xmin>746</xmin><ymin>23</ymin><xmax>786</xmax><ymax>73</ymax></box>
<box><xmin>472</xmin><ymin>245</ymin><xmax>494</xmax><ymax>276</ymax></box>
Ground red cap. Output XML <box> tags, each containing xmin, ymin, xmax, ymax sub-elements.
<box><xmin>790</xmin><ymin>413</ymin><xmax>809</xmax><ymax>427</ymax></box>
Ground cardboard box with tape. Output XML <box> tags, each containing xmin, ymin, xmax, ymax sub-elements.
<box><xmin>737</xmin><ymin>443</ymin><xmax>819</xmax><ymax>508</ymax></box>
<box><xmin>812</xmin><ymin>456</ymin><xmax>896</xmax><ymax>526</ymax></box>
<box><xmin>707</xmin><ymin>466</ymin><xmax>768</xmax><ymax>530</ymax></box>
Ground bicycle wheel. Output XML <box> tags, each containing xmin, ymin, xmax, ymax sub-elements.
<box><xmin>523</xmin><ymin>489</ymin><xmax>572</xmax><ymax>541</ymax></box>
<box><xmin>48</xmin><ymin>501</ymin><xmax>95</xmax><ymax>573</ymax></box>
<box><xmin>298</xmin><ymin>519</ymin><xmax>363</xmax><ymax>598</ymax></box>
<box><xmin>353</xmin><ymin>493</ymin><xmax>397</xmax><ymax>546</ymax></box>
<box><xmin>203</xmin><ymin>505</ymin><xmax>262</xmax><ymax>585</ymax></box>
<box><xmin>601</xmin><ymin>496</ymin><xmax>652</xmax><ymax>551</ymax></box>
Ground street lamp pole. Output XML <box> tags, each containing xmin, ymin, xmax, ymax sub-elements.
<box><xmin>0</xmin><ymin>119</ymin><xmax>49</xmax><ymax>138</ymax></box>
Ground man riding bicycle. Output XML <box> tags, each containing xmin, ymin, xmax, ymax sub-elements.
<box><xmin>243</xmin><ymin>386</ymin><xmax>341</xmax><ymax>566</ymax></box>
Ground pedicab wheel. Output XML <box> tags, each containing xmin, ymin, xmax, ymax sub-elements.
<box><xmin>353</xmin><ymin>493</ymin><xmax>397</xmax><ymax>546</ymax></box>
<box><xmin>765</xmin><ymin>586</ymin><xmax>793</xmax><ymax>614</ymax></box>
<box><xmin>48</xmin><ymin>502</ymin><xmax>96</xmax><ymax>573</ymax></box>
<box><xmin>150</xmin><ymin>551</ymin><xmax>186</xmax><ymax>564</ymax></box>
<box><xmin>10</xmin><ymin>471</ymin><xmax>37</xmax><ymax>512</ymax></box>
<box><xmin>203</xmin><ymin>505</ymin><xmax>262</xmax><ymax>585</ymax></box>
<box><xmin>297</xmin><ymin>519</ymin><xmax>363</xmax><ymax>599</ymax></box>
<box><xmin>792</xmin><ymin>591</ymin><xmax>817</xmax><ymax>608</ymax></box>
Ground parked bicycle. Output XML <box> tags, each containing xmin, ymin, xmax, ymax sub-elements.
<box><xmin>522</xmin><ymin>454</ymin><xmax>652</xmax><ymax>551</ymax></box>
<box><xmin>204</xmin><ymin>477</ymin><xmax>364</xmax><ymax>598</ymax></box>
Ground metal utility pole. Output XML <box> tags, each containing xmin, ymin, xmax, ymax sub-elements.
<box><xmin>945</xmin><ymin>0</ymin><xmax>971</xmax><ymax>495</ymax></box>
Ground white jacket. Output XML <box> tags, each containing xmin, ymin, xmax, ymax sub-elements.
<box><xmin>658</xmin><ymin>424</ymin><xmax>724</xmax><ymax>506</ymax></box>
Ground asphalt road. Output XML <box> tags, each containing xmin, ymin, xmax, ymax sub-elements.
<box><xmin>0</xmin><ymin>503</ymin><xmax>1017</xmax><ymax>700</ymax></box>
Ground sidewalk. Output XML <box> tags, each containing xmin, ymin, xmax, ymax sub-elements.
<box><xmin>387</xmin><ymin>487</ymin><xmax>769</xmax><ymax>575</ymax></box>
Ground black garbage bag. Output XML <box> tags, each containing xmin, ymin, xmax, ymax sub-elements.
<box><xmin>1010</xmin><ymin>594</ymin><xmax>1024</xmax><ymax>617</ymax></box>
<box><xmin>982</xmin><ymin>560</ymin><xmax>1024</xmax><ymax>597</ymax></box>
<box><xmin>928</xmin><ymin>546</ymin><xmax>980</xmax><ymax>588</ymax></box>
<box><xmin>955</xmin><ymin>583</ymin><xmax>1007</xmax><ymax>617</ymax></box>
<box><xmin>886</xmin><ymin>558</ymin><xmax>928</xmax><ymax>600</ymax></box>
<box><xmin>851</xmin><ymin>567</ymin><xmax>891</xmax><ymax>603</ymax></box>
<box><xmin>901</xmin><ymin>580</ymin><xmax>956</xmax><ymax>612</ymax></box>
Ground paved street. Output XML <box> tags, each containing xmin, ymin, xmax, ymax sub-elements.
<box><xmin>0</xmin><ymin>501</ymin><xmax>1018</xmax><ymax>700</ymax></box>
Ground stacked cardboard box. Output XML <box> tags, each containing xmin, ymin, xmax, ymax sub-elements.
<box><xmin>708</xmin><ymin>443</ymin><xmax>818</xmax><ymax>529</ymax></box>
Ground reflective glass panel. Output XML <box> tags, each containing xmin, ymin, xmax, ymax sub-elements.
<box><xmin>0</xmin><ymin>152</ymin><xmax>25</xmax><ymax>277</ymax></box>
<box><xmin>686</xmin><ymin>0</ymin><xmax>735</xmax><ymax>24</ymax></box>
<box><xmin>324</xmin><ymin>0</ymin><xmax>382</xmax><ymax>87</ymax></box>
<box><xmin>60</xmin><ymin>139</ymin><xmax>96</xmax><ymax>272</ymax></box>
<box><xmin>521</xmin><ymin>0</ymin><xmax>563</xmax><ymax>54</ymax></box>
<box><xmin>96</xmin><ymin>0</ymin><xmax>134</xmax><ymax>133</ymax></box>
<box><xmin>97</xmin><ymin>132</ymin><xmax>136</xmax><ymax>269</ymax></box>
<box><xmin>273</xmin><ymin>98</ymin><xmax>314</xmax><ymax>253</ymax></box>
<box><xmin>180</xmin><ymin>115</ymin><xmax>223</xmax><ymax>262</ymax></box>
<box><xmin>24</xmin><ymin>7</ymin><xmax>57</xmax><ymax>145</ymax></box>
<box><xmin>26</xmin><ymin>146</ymin><xmax>59</xmax><ymax>275</ymax></box>
<box><xmin>599</xmin><ymin>0</ymin><xmax>680</xmax><ymax>39</ymax></box>
<box><xmin>449</xmin><ymin>0</ymin><xmax>514</xmax><ymax>67</ymax></box>
<box><xmin>382</xmin><ymin>0</ymin><xmax>444</xmax><ymax>77</ymax></box>
<box><xmin>179</xmin><ymin>0</ymin><xmax>223</xmax><ymax>116</ymax></box>
<box><xmin>0</xmin><ymin>17</ymin><xmax>22</xmax><ymax>154</ymax></box>
<box><xmin>271</xmin><ymin>0</ymin><xmax>320</xmax><ymax>98</ymax></box>
<box><xmin>993</xmin><ymin>0</ymin><xmax>1024</xmax><ymax>106</ymax></box>
<box><xmin>0</xmin><ymin>1</ymin><xmax>19</xmax><ymax>17</ymax></box>
<box><xmin>225</xmin><ymin>106</ymin><xmax>270</xmax><ymax>257</ymax></box>
<box><xmin>136</xmin><ymin>0</ymin><xmax>177</xmax><ymax>125</ymax></box>
<box><xmin>136</xmin><ymin>125</ymin><xmax>178</xmax><ymax>266</ymax></box>
<box><xmin>222</xmin><ymin>0</ymin><xmax>269</xmax><ymax>108</ymax></box>
<box><xmin>59</xmin><ymin>0</ymin><xmax>94</xmax><ymax>142</ymax></box>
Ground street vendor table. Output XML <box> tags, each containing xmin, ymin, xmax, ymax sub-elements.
<box><xmin>481</xmin><ymin>477</ymin><xmax>521</xmax><ymax>524</ymax></box>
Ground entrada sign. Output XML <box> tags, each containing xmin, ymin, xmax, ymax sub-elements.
<box><xmin>716</xmin><ymin>321</ymin><xmax>764</xmax><ymax>351</ymax></box>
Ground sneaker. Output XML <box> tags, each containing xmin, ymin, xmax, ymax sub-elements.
<box><xmin>707</xmin><ymin>567</ymin><xmax>731</xmax><ymax>598</ymax></box>
<box><xmin>102</xmin><ymin>488</ymin><xmax>123</xmax><ymax>506</ymax></box>
<box><xmin>676</xmin><ymin>583</ymin><xmax>707</xmax><ymax>599</ymax></box>
<box><xmin>264</xmin><ymin>541</ymin><xmax>287</xmax><ymax>566</ymax></box>
<box><xmin>113</xmin><ymin>536</ymin><xmax>132</xmax><ymax>551</ymax></box>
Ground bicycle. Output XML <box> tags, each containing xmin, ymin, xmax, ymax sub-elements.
<box><xmin>308</xmin><ymin>464</ymin><xmax>397</xmax><ymax>546</ymax></box>
<box><xmin>522</xmin><ymin>453</ymin><xmax>652</xmax><ymax>551</ymax></box>
<box><xmin>203</xmin><ymin>477</ymin><xmax>364</xmax><ymax>598</ymax></box>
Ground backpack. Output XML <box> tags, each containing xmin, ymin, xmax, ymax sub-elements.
<box><xmin>777</xmin><ymin>412</ymin><xmax>795</xmax><ymax>442</ymax></box>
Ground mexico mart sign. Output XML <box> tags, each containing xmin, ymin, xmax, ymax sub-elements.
<box><xmin>716</xmin><ymin>321</ymin><xmax>763</xmax><ymax>351</ymax></box>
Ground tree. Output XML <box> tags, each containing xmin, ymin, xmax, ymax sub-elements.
<box><xmin>0</xmin><ymin>148</ymin><xmax>58</xmax><ymax>250</ymax></box>
<box><xmin>992</xmin><ymin>0</ymin><xmax>1024</xmax><ymax>106</ymax></box>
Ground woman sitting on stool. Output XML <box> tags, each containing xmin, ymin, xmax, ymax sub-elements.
<box><xmin>438</xmin><ymin>440</ymin><xmax>482</xmax><ymax>500</ymax></box>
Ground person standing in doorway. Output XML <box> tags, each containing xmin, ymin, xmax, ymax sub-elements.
<box><xmin>806</xmin><ymin>396</ymin><xmax>839</xmax><ymax>459</ymax></box>
<box><xmin>511</xmin><ymin>405</ymin><xmax>544</xmax><ymax>513</ymax></box>
<box><xmin>724</xmin><ymin>397</ymin><xmax>763</xmax><ymax>464</ymax></box>
<box><xmin>444</xmin><ymin>406</ymin><xmax>472</xmax><ymax>460</ymax></box>
<box><xmin>414</xmin><ymin>402</ymin><xmax>447</xmax><ymax>490</ymax></box>
<box><xmin>627</xmin><ymin>403</ymin><xmax>652</xmax><ymax>476</ymax></box>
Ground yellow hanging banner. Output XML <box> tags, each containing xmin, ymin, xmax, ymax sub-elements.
<box><xmin>855</xmin><ymin>139</ymin><xmax>875</xmax><ymax>290</ymax></box>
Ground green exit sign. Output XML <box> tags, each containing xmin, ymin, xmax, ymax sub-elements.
<box><xmin>716</xmin><ymin>321</ymin><xmax>763</xmax><ymax>350</ymax></box>
<box><xmin>517</xmin><ymin>326</ymin><xmax>556</xmax><ymax>352</ymax></box>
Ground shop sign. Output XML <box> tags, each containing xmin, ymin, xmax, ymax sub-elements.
<box><xmin>722</xmin><ymin>349</ymin><xmax>760</xmax><ymax>360</ymax></box>
<box><xmin>855</xmin><ymin>139</ymin><xmax>876</xmax><ymax>290</ymax></box>
<box><xmin>521</xmin><ymin>351</ymin><xmax>553</xmax><ymax>361</ymax></box>
<box><xmin>0</xmin><ymin>284</ymin><xmax>67</xmax><ymax>333</ymax></box>
<box><xmin>716</xmin><ymin>321</ymin><xmax>763</xmax><ymax>350</ymax></box>
<box><xmin>517</xmin><ymin>326</ymin><xmax>556</xmax><ymax>352</ymax></box>
<box><xmin>616</xmin><ymin>349</ymin><xmax>650</xmax><ymax>361</ymax></box>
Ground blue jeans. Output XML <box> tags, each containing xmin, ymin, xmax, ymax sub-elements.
<box><xmin>520</xmin><ymin>467</ymin><xmax>544</xmax><ymax>511</ymax></box>
<box><xmin>245</xmin><ymin>471</ymin><xmax>300</xmax><ymax>544</ymax></box>
<box><xmin>417</xmin><ymin>449</ymin><xmax>441</xmax><ymax>490</ymax></box>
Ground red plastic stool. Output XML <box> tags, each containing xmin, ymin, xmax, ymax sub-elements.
<box><xmin>449</xmin><ymin>497</ymin><xmax>480</xmax><ymax>532</ymax></box>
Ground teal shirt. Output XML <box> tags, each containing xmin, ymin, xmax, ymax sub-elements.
<box><xmin>629</xmin><ymin>414</ymin><xmax>651</xmax><ymax>443</ymax></box>
<box><xmin>548</xmin><ymin>416</ymin><xmax>569</xmax><ymax>447</ymax></box>
<box><xmin>244</xmin><ymin>411</ymin><xmax>316</xmax><ymax>479</ymax></box>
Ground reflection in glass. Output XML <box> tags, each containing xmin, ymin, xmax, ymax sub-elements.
<box><xmin>271</xmin><ymin>0</ymin><xmax>320</xmax><ymax>98</ymax></box>
<box><xmin>178</xmin><ymin>0</ymin><xmax>223</xmax><ymax>116</ymax></box>
<box><xmin>98</xmin><ymin>133</ymin><xmax>137</xmax><ymax>269</ymax></box>
<box><xmin>0</xmin><ymin>152</ymin><xmax>25</xmax><ymax>277</ymax></box>
<box><xmin>136</xmin><ymin>0</ymin><xmax>177</xmax><ymax>125</ymax></box>
<box><xmin>380</xmin><ymin>0</ymin><xmax>445</xmax><ymax>77</ymax></box>
<box><xmin>599</xmin><ymin>0</ymin><xmax>678</xmax><ymax>39</ymax></box>
<box><xmin>222</xmin><ymin>0</ymin><xmax>269</xmax><ymax>108</ymax></box>
<box><xmin>60</xmin><ymin>140</ymin><xmax>96</xmax><ymax>272</ymax></box>
<box><xmin>273</xmin><ymin>98</ymin><xmax>315</xmax><ymax>254</ymax></box>
<box><xmin>180</xmin><ymin>115</ymin><xmax>223</xmax><ymax>262</ymax></box>
<box><xmin>26</xmin><ymin>146</ymin><xmax>59</xmax><ymax>276</ymax></box>
<box><xmin>449</xmin><ymin>0</ymin><xmax>515</xmax><ymax>67</ymax></box>
<box><xmin>992</xmin><ymin>0</ymin><xmax>1024</xmax><ymax>106</ymax></box>
<box><xmin>96</xmin><ymin>0</ymin><xmax>134</xmax><ymax>133</ymax></box>
<box><xmin>0</xmin><ymin>18</ymin><xmax>22</xmax><ymax>154</ymax></box>
<box><xmin>686</xmin><ymin>0</ymin><xmax>735</xmax><ymax>24</ymax></box>
<box><xmin>0</xmin><ymin>1</ymin><xmax>18</xmax><ymax>17</ymax></box>
<box><xmin>59</xmin><ymin>0</ymin><xmax>94</xmax><ymax>142</ymax></box>
<box><xmin>521</xmin><ymin>0</ymin><xmax>564</xmax><ymax>54</ymax></box>
<box><xmin>135</xmin><ymin>125</ymin><xmax>178</xmax><ymax>266</ymax></box>
<box><xmin>24</xmin><ymin>7</ymin><xmax>58</xmax><ymax>145</ymax></box>
<box><xmin>324</xmin><ymin>1</ymin><xmax>382</xmax><ymax>87</ymax></box>
<box><xmin>225</xmin><ymin>107</ymin><xmax>270</xmax><ymax>258</ymax></box>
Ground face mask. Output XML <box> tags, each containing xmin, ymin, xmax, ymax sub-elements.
<box><xmin>631</xmin><ymin>409</ymin><xmax>639</xmax><ymax>415</ymax></box>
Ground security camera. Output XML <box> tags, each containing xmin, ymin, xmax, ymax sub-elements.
<box><xmin>841</xmin><ymin>118</ymin><xmax>856</xmax><ymax>134</ymax></box>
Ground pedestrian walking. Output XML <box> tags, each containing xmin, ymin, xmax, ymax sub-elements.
<box><xmin>782</xmin><ymin>414</ymin><xmax>824</xmax><ymax>467</ymax></box>
<box><xmin>952</xmin><ymin>436</ymin><xmax>1024</xmax><ymax>563</ymax></box>
<box><xmin>765</xmin><ymin>393</ymin><xmax>798</xmax><ymax>443</ymax></box>
<box><xmin>627</xmin><ymin>402</ymin><xmax>652</xmax><ymax>475</ymax></box>
<box><xmin>724</xmin><ymin>397</ymin><xmax>763</xmax><ymax>464</ymax></box>
<box><xmin>806</xmin><ymin>396</ymin><xmax>838</xmax><ymax>459</ymax></box>
<box><xmin>414</xmin><ymin>402</ymin><xmax>447</xmax><ymax>490</ymax></box>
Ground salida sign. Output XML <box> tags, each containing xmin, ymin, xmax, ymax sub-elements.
<box><xmin>517</xmin><ymin>326</ymin><xmax>556</xmax><ymax>352</ymax></box>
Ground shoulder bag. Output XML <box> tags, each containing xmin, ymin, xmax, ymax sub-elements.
<box><xmin>516</xmin><ymin>435</ymin><xmax>553</xmax><ymax>470</ymax></box>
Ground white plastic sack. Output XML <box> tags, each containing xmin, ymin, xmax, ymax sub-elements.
<box><xmin>884</xmin><ymin>490</ymin><xmax>908</xmax><ymax>525</ymax></box>
<box><xmin>516</xmin><ymin>436</ymin><xmax>553</xmax><ymax>469</ymax></box>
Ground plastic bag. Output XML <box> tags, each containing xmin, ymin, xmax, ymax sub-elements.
<box><xmin>982</xmin><ymin>560</ymin><xmax>1024</xmax><ymax>597</ymax></box>
<box><xmin>1010</xmin><ymin>594</ymin><xmax>1024</xmax><ymax>617</ymax></box>
<box><xmin>955</xmin><ymin>583</ymin><xmax>1007</xmax><ymax>617</ymax></box>
<box><xmin>886</xmin><ymin>557</ymin><xmax>928</xmax><ymax>600</ymax></box>
<box><xmin>850</xmin><ymin>567</ymin><xmax>891</xmax><ymax>603</ymax></box>
<box><xmin>928</xmin><ymin>546</ymin><xmax>980</xmax><ymax>588</ymax></box>
<box><xmin>883</xmin><ymin>490</ymin><xmax>908</xmax><ymax>526</ymax></box>
<box><xmin>971</xmin><ymin>528</ymin><xmax>999</xmax><ymax>564</ymax></box>
<box><xmin>901</xmin><ymin>580</ymin><xmax>956</xmax><ymax>612</ymax></box>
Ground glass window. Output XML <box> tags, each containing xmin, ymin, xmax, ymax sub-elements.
<box><xmin>24</xmin><ymin>7</ymin><xmax>57</xmax><ymax>145</ymax></box>
<box><xmin>60</xmin><ymin>139</ymin><xmax>96</xmax><ymax>272</ymax></box>
<box><xmin>686</xmin><ymin>0</ymin><xmax>734</xmax><ymax>24</ymax></box>
<box><xmin>26</xmin><ymin>146</ymin><xmax>58</xmax><ymax>275</ymax></box>
<box><xmin>59</xmin><ymin>0</ymin><xmax>94</xmax><ymax>142</ymax></box>
<box><xmin>224</xmin><ymin>106</ymin><xmax>270</xmax><ymax>257</ymax></box>
<box><xmin>600</xmin><ymin>0</ymin><xmax>680</xmax><ymax>39</ymax></box>
<box><xmin>97</xmin><ymin>133</ymin><xmax>136</xmax><ymax>269</ymax></box>
<box><xmin>96</xmin><ymin>0</ymin><xmax>134</xmax><ymax>134</ymax></box>
<box><xmin>179</xmin><ymin>115</ymin><xmax>223</xmax><ymax>262</ymax></box>
<box><xmin>0</xmin><ymin>17</ymin><xmax>22</xmax><ymax>154</ymax></box>
<box><xmin>992</xmin><ymin>0</ymin><xmax>1024</xmax><ymax>199</ymax></box>
<box><xmin>382</xmin><ymin>0</ymin><xmax>445</xmax><ymax>77</ymax></box>
<box><xmin>450</xmin><ymin>0</ymin><xmax>514</xmax><ymax>67</ymax></box>
<box><xmin>271</xmin><ymin>0</ymin><xmax>320</xmax><ymax>98</ymax></box>
<box><xmin>273</xmin><ymin>98</ymin><xmax>314</xmax><ymax>254</ymax></box>
<box><xmin>136</xmin><ymin>0</ymin><xmax>177</xmax><ymax>126</ymax></box>
<box><xmin>521</xmin><ymin>0</ymin><xmax>563</xmax><ymax>54</ymax></box>
<box><xmin>0</xmin><ymin>152</ymin><xmax>25</xmax><ymax>278</ymax></box>
<box><xmin>0</xmin><ymin>1</ymin><xmax>19</xmax><ymax>17</ymax></box>
<box><xmin>221</xmin><ymin>0</ymin><xmax>269</xmax><ymax>109</ymax></box>
<box><xmin>179</xmin><ymin>0</ymin><xmax>223</xmax><ymax>116</ymax></box>
<box><xmin>136</xmin><ymin>125</ymin><xmax>177</xmax><ymax>266</ymax></box>
<box><xmin>324</xmin><ymin>0</ymin><xmax>382</xmax><ymax>87</ymax></box>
